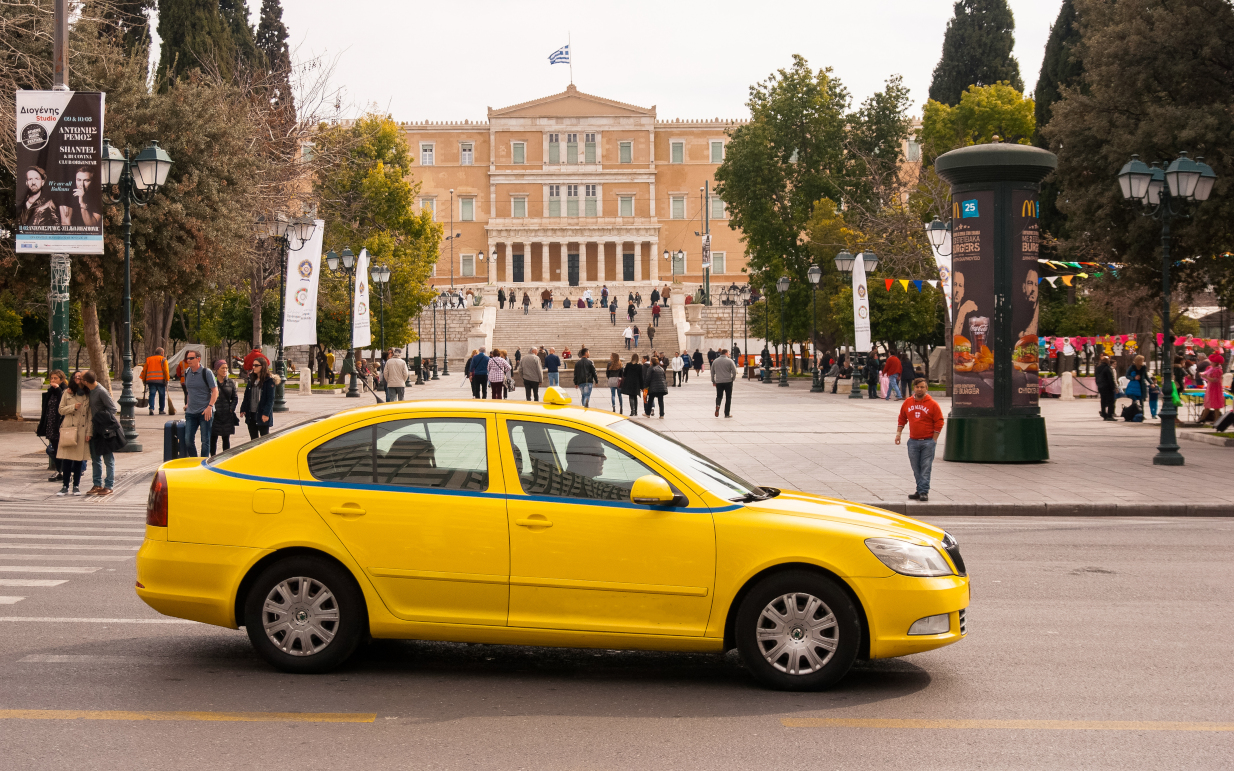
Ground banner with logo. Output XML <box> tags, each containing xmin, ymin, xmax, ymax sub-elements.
<box><xmin>1011</xmin><ymin>192</ymin><xmax>1040</xmax><ymax>407</ymax></box>
<box><xmin>852</xmin><ymin>252</ymin><xmax>871</xmax><ymax>353</ymax></box>
<box><xmin>351</xmin><ymin>248</ymin><xmax>372</xmax><ymax>349</ymax></box>
<box><xmin>14</xmin><ymin>90</ymin><xmax>105</xmax><ymax>254</ymax></box>
<box><xmin>700</xmin><ymin>233</ymin><xmax>711</xmax><ymax>269</ymax></box>
<box><xmin>928</xmin><ymin>229</ymin><xmax>953</xmax><ymax>322</ymax></box>
<box><xmin>281</xmin><ymin>219</ymin><xmax>324</xmax><ymax>347</ymax></box>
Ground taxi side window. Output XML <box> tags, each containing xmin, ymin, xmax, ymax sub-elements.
<box><xmin>308</xmin><ymin>418</ymin><xmax>488</xmax><ymax>491</ymax></box>
<box><xmin>507</xmin><ymin>421</ymin><xmax>654</xmax><ymax>502</ymax></box>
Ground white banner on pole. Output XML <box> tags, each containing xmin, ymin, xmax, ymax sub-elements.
<box><xmin>852</xmin><ymin>253</ymin><xmax>871</xmax><ymax>353</ymax></box>
<box><xmin>929</xmin><ymin>231</ymin><xmax>954</xmax><ymax>322</ymax></box>
<box><xmin>281</xmin><ymin>219</ymin><xmax>324</xmax><ymax>347</ymax></box>
<box><xmin>351</xmin><ymin>248</ymin><xmax>372</xmax><ymax>349</ymax></box>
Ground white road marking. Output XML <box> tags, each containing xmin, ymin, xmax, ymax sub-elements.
<box><xmin>0</xmin><ymin>525</ymin><xmax>145</xmax><ymax>533</ymax></box>
<box><xmin>0</xmin><ymin>617</ymin><xmax>194</xmax><ymax>624</ymax></box>
<box><xmin>19</xmin><ymin>654</ymin><xmax>152</xmax><ymax>663</ymax></box>
<box><xmin>0</xmin><ymin>555</ymin><xmax>131</xmax><ymax>561</ymax></box>
<box><xmin>0</xmin><ymin>545</ymin><xmax>139</xmax><ymax>551</ymax></box>
<box><xmin>0</xmin><ymin>566</ymin><xmax>100</xmax><ymax>573</ymax></box>
<box><xmin>0</xmin><ymin>579</ymin><xmax>69</xmax><ymax>587</ymax></box>
<box><xmin>0</xmin><ymin>535</ymin><xmax>142</xmax><ymax>541</ymax></box>
<box><xmin>0</xmin><ymin>518</ymin><xmax>145</xmax><ymax>526</ymax></box>
<box><xmin>0</xmin><ymin>597</ymin><xmax>25</xmax><ymax>605</ymax></box>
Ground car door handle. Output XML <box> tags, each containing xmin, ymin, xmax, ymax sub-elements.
<box><xmin>515</xmin><ymin>516</ymin><xmax>553</xmax><ymax>528</ymax></box>
<box><xmin>329</xmin><ymin>504</ymin><xmax>366</xmax><ymax>517</ymax></box>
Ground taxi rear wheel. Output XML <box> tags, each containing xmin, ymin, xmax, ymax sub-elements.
<box><xmin>243</xmin><ymin>556</ymin><xmax>365</xmax><ymax>674</ymax></box>
<box><xmin>735</xmin><ymin>571</ymin><xmax>859</xmax><ymax>691</ymax></box>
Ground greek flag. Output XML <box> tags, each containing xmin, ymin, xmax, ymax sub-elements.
<box><xmin>548</xmin><ymin>45</ymin><xmax>570</xmax><ymax>65</ymax></box>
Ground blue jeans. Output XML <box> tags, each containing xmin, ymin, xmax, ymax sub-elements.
<box><xmin>184</xmin><ymin>411</ymin><xmax>213</xmax><ymax>457</ymax></box>
<box><xmin>547</xmin><ymin>372</ymin><xmax>560</xmax><ymax>387</ymax></box>
<box><xmin>1149</xmin><ymin>393</ymin><xmax>1159</xmax><ymax>418</ymax></box>
<box><xmin>907</xmin><ymin>438</ymin><xmax>936</xmax><ymax>496</ymax></box>
<box><xmin>147</xmin><ymin>382</ymin><xmax>166</xmax><ymax>413</ymax></box>
<box><xmin>610</xmin><ymin>386</ymin><xmax>621</xmax><ymax>411</ymax></box>
<box><xmin>578</xmin><ymin>383</ymin><xmax>593</xmax><ymax>407</ymax></box>
<box><xmin>90</xmin><ymin>445</ymin><xmax>115</xmax><ymax>489</ymax></box>
<box><xmin>885</xmin><ymin>377</ymin><xmax>902</xmax><ymax>400</ymax></box>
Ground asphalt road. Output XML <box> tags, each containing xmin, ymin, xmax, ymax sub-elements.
<box><xmin>1</xmin><ymin>503</ymin><xmax>1231</xmax><ymax>770</ymax></box>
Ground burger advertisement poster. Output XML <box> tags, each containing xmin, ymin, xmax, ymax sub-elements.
<box><xmin>1011</xmin><ymin>190</ymin><xmax>1041</xmax><ymax>407</ymax></box>
<box><xmin>14</xmin><ymin>91</ymin><xmax>105</xmax><ymax>254</ymax></box>
<box><xmin>950</xmin><ymin>191</ymin><xmax>995</xmax><ymax>409</ymax></box>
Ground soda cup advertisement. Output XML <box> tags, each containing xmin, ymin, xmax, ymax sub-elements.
<box><xmin>14</xmin><ymin>90</ymin><xmax>105</xmax><ymax>254</ymax></box>
<box><xmin>950</xmin><ymin>190</ymin><xmax>994</xmax><ymax>408</ymax></box>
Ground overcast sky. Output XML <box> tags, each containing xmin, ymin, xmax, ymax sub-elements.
<box><xmin>153</xmin><ymin>0</ymin><xmax>1064</xmax><ymax>121</ymax></box>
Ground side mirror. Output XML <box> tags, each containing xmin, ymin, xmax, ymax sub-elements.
<box><xmin>630</xmin><ymin>475</ymin><xmax>685</xmax><ymax>507</ymax></box>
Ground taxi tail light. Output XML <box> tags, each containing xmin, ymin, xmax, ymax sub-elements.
<box><xmin>147</xmin><ymin>470</ymin><xmax>168</xmax><ymax>527</ymax></box>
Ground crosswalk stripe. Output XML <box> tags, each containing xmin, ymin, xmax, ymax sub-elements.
<box><xmin>0</xmin><ymin>579</ymin><xmax>69</xmax><ymax>587</ymax></box>
<box><xmin>0</xmin><ymin>518</ymin><xmax>145</xmax><ymax>526</ymax></box>
<box><xmin>0</xmin><ymin>709</ymin><xmax>376</xmax><ymax>723</ymax></box>
<box><xmin>0</xmin><ymin>617</ymin><xmax>194</xmax><ymax>624</ymax></box>
<box><xmin>0</xmin><ymin>566</ymin><xmax>100</xmax><ymax>573</ymax></box>
<box><xmin>0</xmin><ymin>597</ymin><xmax>25</xmax><ymax>605</ymax></box>
<box><xmin>0</xmin><ymin>555</ymin><xmax>131</xmax><ymax>561</ymax></box>
<box><xmin>0</xmin><ymin>525</ymin><xmax>146</xmax><ymax>534</ymax></box>
<box><xmin>0</xmin><ymin>534</ymin><xmax>143</xmax><ymax>541</ymax></box>
<box><xmin>0</xmin><ymin>545</ymin><xmax>139</xmax><ymax>551</ymax></box>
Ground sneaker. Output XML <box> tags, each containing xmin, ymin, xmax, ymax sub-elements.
<box><xmin>72</xmin><ymin>485</ymin><xmax>82</xmax><ymax>496</ymax></box>
<box><xmin>48</xmin><ymin>474</ymin><xmax>63</xmax><ymax>482</ymax></box>
<box><xmin>918</xmin><ymin>494</ymin><xmax>929</xmax><ymax>502</ymax></box>
<box><xmin>908</xmin><ymin>492</ymin><xmax>920</xmax><ymax>500</ymax></box>
<box><xmin>56</xmin><ymin>486</ymin><xmax>69</xmax><ymax>496</ymax></box>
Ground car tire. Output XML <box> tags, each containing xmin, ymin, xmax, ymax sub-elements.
<box><xmin>735</xmin><ymin>570</ymin><xmax>860</xmax><ymax>691</ymax></box>
<box><xmin>243</xmin><ymin>555</ymin><xmax>366</xmax><ymax>674</ymax></box>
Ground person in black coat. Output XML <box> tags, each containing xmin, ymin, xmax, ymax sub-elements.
<box><xmin>640</xmin><ymin>357</ymin><xmax>654</xmax><ymax>415</ymax></box>
<box><xmin>210</xmin><ymin>362</ymin><xmax>241</xmax><ymax>454</ymax></box>
<box><xmin>37</xmin><ymin>370</ymin><xmax>67</xmax><ymax>481</ymax></box>
<box><xmin>692</xmin><ymin>349</ymin><xmax>704</xmax><ymax>374</ymax></box>
<box><xmin>240</xmin><ymin>358</ymin><xmax>277</xmax><ymax>440</ymax></box>
<box><xmin>497</xmin><ymin>287</ymin><xmax>506</xmax><ymax>309</ymax></box>
<box><xmin>863</xmin><ymin>350</ymin><xmax>882</xmax><ymax>399</ymax></box>
<box><xmin>621</xmin><ymin>354</ymin><xmax>644</xmax><ymax>416</ymax></box>
<box><xmin>1094</xmin><ymin>355</ymin><xmax>1117</xmax><ymax>421</ymax></box>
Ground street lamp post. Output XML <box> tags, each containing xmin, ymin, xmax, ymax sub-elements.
<box><xmin>415</xmin><ymin>311</ymin><xmax>425</xmax><ymax>385</ymax></box>
<box><xmin>777</xmin><ymin>276</ymin><xmax>790</xmax><ymax>387</ymax></box>
<box><xmin>372</xmin><ymin>263</ymin><xmax>391</xmax><ymax>355</ymax></box>
<box><xmin>1117</xmin><ymin>152</ymin><xmax>1217</xmax><ymax>466</ymax></box>
<box><xmin>762</xmin><ymin>291</ymin><xmax>774</xmax><ymax>384</ymax></box>
<box><xmin>100</xmin><ymin>139</ymin><xmax>173</xmax><ymax>452</ymax></box>
<box><xmin>742</xmin><ymin>287</ymin><xmax>750</xmax><ymax>378</ymax></box>
<box><xmin>808</xmin><ymin>264</ymin><xmax>823</xmax><ymax>392</ymax></box>
<box><xmin>325</xmin><ymin>247</ymin><xmax>361</xmax><ymax>397</ymax></box>
<box><xmin>440</xmin><ymin>290</ymin><xmax>454</xmax><ymax>375</ymax></box>
<box><xmin>833</xmin><ymin>249</ymin><xmax>880</xmax><ymax>399</ymax></box>
<box><xmin>257</xmin><ymin>213</ymin><xmax>317</xmax><ymax>413</ymax></box>
<box><xmin>430</xmin><ymin>296</ymin><xmax>439</xmax><ymax>380</ymax></box>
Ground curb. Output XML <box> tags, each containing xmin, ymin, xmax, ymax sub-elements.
<box><xmin>856</xmin><ymin>502</ymin><xmax>1234</xmax><ymax>517</ymax></box>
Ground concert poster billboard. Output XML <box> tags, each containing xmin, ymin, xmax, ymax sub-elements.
<box><xmin>1011</xmin><ymin>191</ymin><xmax>1040</xmax><ymax>407</ymax></box>
<box><xmin>950</xmin><ymin>191</ymin><xmax>994</xmax><ymax>409</ymax></box>
<box><xmin>14</xmin><ymin>90</ymin><xmax>105</xmax><ymax>254</ymax></box>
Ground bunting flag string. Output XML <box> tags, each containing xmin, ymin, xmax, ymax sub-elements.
<box><xmin>1038</xmin><ymin>333</ymin><xmax>1233</xmax><ymax>353</ymax></box>
<box><xmin>912</xmin><ymin>280</ymin><xmax>924</xmax><ymax>292</ymax></box>
<box><xmin>927</xmin><ymin>279</ymin><xmax>938</xmax><ymax>288</ymax></box>
<box><xmin>884</xmin><ymin>278</ymin><xmax>894</xmax><ymax>291</ymax></box>
<box><xmin>872</xmin><ymin>277</ymin><xmax>948</xmax><ymax>292</ymax></box>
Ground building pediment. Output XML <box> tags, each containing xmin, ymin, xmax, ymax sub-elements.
<box><xmin>489</xmin><ymin>84</ymin><xmax>655</xmax><ymax>120</ymax></box>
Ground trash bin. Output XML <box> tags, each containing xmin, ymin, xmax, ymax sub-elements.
<box><xmin>0</xmin><ymin>356</ymin><xmax>19</xmax><ymax>419</ymax></box>
<box><xmin>163</xmin><ymin>420</ymin><xmax>186</xmax><ymax>462</ymax></box>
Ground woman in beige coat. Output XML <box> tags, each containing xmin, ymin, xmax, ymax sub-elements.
<box><xmin>56</xmin><ymin>372</ymin><xmax>89</xmax><ymax>495</ymax></box>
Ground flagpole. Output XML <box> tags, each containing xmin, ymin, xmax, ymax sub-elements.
<box><xmin>569</xmin><ymin>31</ymin><xmax>573</xmax><ymax>84</ymax></box>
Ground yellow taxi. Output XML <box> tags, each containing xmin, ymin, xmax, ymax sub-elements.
<box><xmin>136</xmin><ymin>388</ymin><xmax>968</xmax><ymax>690</ymax></box>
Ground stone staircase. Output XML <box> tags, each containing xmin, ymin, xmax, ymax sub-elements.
<box><xmin>490</xmin><ymin>304</ymin><xmax>681</xmax><ymax>364</ymax></box>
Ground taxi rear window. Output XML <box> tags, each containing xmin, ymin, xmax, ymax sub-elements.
<box><xmin>206</xmin><ymin>418</ymin><xmax>324</xmax><ymax>465</ymax></box>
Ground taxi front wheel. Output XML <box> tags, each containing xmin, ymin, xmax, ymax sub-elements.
<box><xmin>243</xmin><ymin>556</ymin><xmax>366</xmax><ymax>674</ymax></box>
<box><xmin>736</xmin><ymin>571</ymin><xmax>860</xmax><ymax>691</ymax></box>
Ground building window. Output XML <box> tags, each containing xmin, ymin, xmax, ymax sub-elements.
<box><xmin>710</xmin><ymin>252</ymin><xmax>725</xmax><ymax>275</ymax></box>
<box><xmin>420</xmin><ymin>143</ymin><xmax>434</xmax><ymax>166</ymax></box>
<box><xmin>585</xmin><ymin>184</ymin><xmax>597</xmax><ymax>216</ymax></box>
<box><xmin>460</xmin><ymin>142</ymin><xmax>474</xmax><ymax>166</ymax></box>
<box><xmin>710</xmin><ymin>141</ymin><xmax>724</xmax><ymax>163</ymax></box>
<box><xmin>619</xmin><ymin>141</ymin><xmax>632</xmax><ymax>164</ymax></box>
<box><xmin>906</xmin><ymin>140</ymin><xmax>922</xmax><ymax>162</ymax></box>
<box><xmin>584</xmin><ymin>133</ymin><xmax>596</xmax><ymax>164</ymax></box>
<box><xmin>421</xmin><ymin>198</ymin><xmax>436</xmax><ymax>221</ymax></box>
<box><xmin>671</xmin><ymin>196</ymin><xmax>685</xmax><ymax>219</ymax></box>
<box><xmin>548</xmin><ymin>133</ymin><xmax>560</xmax><ymax>164</ymax></box>
<box><xmin>566</xmin><ymin>184</ymin><xmax>579</xmax><ymax>217</ymax></box>
<box><xmin>566</xmin><ymin>133</ymin><xmax>578</xmax><ymax>164</ymax></box>
<box><xmin>512</xmin><ymin>197</ymin><xmax>526</xmax><ymax>218</ymax></box>
<box><xmin>710</xmin><ymin>195</ymin><xmax>726</xmax><ymax>220</ymax></box>
<box><xmin>672</xmin><ymin>250</ymin><xmax>686</xmax><ymax>275</ymax></box>
<box><xmin>512</xmin><ymin>142</ymin><xmax>525</xmax><ymax>164</ymax></box>
<box><xmin>460</xmin><ymin>198</ymin><xmax>474</xmax><ymax>222</ymax></box>
<box><xmin>548</xmin><ymin>184</ymin><xmax>561</xmax><ymax>217</ymax></box>
<box><xmin>461</xmin><ymin>254</ymin><xmax>475</xmax><ymax>277</ymax></box>
<box><xmin>671</xmin><ymin>141</ymin><xmax>684</xmax><ymax>164</ymax></box>
<box><xmin>618</xmin><ymin>196</ymin><xmax>633</xmax><ymax>217</ymax></box>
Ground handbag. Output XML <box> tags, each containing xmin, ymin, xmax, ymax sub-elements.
<box><xmin>99</xmin><ymin>415</ymin><xmax>127</xmax><ymax>452</ymax></box>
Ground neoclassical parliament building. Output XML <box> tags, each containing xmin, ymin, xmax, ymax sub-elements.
<box><xmin>403</xmin><ymin>84</ymin><xmax>749</xmax><ymax>292</ymax></box>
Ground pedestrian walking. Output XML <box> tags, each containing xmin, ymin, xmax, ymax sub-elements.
<box><xmin>241</xmin><ymin>358</ymin><xmax>276</xmax><ymax>440</ymax></box>
<box><xmin>864</xmin><ymin>349</ymin><xmax>881</xmax><ymax>399</ymax></box>
<box><xmin>692</xmin><ymin>349</ymin><xmax>703</xmax><ymax>376</ymax></box>
<box><xmin>487</xmin><ymin>349</ymin><xmax>512</xmax><ymax>400</ymax></box>
<box><xmin>646</xmin><ymin>356</ymin><xmax>668</xmax><ymax>418</ymax></box>
<box><xmin>707</xmin><ymin>348</ymin><xmax>717</xmax><ymax>368</ymax></box>
<box><xmin>606</xmin><ymin>354</ymin><xmax>624</xmax><ymax>411</ymax></box>
<box><xmin>601</xmin><ymin>285</ymin><xmax>609</xmax><ymax>308</ymax></box>
<box><xmin>1200</xmin><ymin>353</ymin><xmax>1227</xmax><ymax>424</ymax></box>
<box><xmin>670</xmin><ymin>350</ymin><xmax>684</xmax><ymax>386</ymax></box>
<box><xmin>627</xmin><ymin>301</ymin><xmax>636</xmax><ymax>322</ymax></box>
<box><xmin>181</xmin><ymin>350</ymin><xmax>218</xmax><ymax>457</ymax></box>
<box><xmin>610</xmin><ymin>298</ymin><xmax>618</xmax><ymax>324</ymax></box>
<box><xmin>584</xmin><ymin>288</ymin><xmax>593</xmax><ymax>308</ymax></box>
<box><xmin>142</xmin><ymin>347</ymin><xmax>170</xmax><ymax>415</ymax></box>
<box><xmin>384</xmin><ymin>349</ymin><xmax>411</xmax><ymax>401</ymax></box>
<box><xmin>633</xmin><ymin>325</ymin><xmax>640</xmax><ymax>348</ymax></box>
<box><xmin>621</xmin><ymin>354</ymin><xmax>644</xmax><ymax>416</ymax></box>
<box><xmin>497</xmin><ymin>287</ymin><xmax>506</xmax><ymax>309</ymax></box>
<box><xmin>650</xmin><ymin>288</ymin><xmax>660</xmax><ymax>307</ymax></box>
<box><xmin>651</xmin><ymin>303</ymin><xmax>661</xmax><ymax>327</ymax></box>
<box><xmin>210</xmin><ymin>362</ymin><xmax>239</xmax><ymax>456</ymax></box>
<box><xmin>1147</xmin><ymin>374</ymin><xmax>1161</xmax><ymax>419</ymax></box>
<box><xmin>520</xmin><ymin>347</ymin><xmax>543</xmax><ymax>401</ymax></box>
<box><xmin>523</xmin><ymin>291</ymin><xmax>531</xmax><ymax>314</ymax></box>
<box><xmin>647</xmin><ymin>324</ymin><xmax>656</xmax><ymax>348</ymax></box>
<box><xmin>635</xmin><ymin>291</ymin><xmax>643</xmax><ymax>308</ymax></box>
<box><xmin>895</xmin><ymin>378</ymin><xmax>945</xmax><ymax>502</ymax></box>
<box><xmin>712</xmin><ymin>348</ymin><xmax>737</xmax><ymax>418</ymax></box>
<box><xmin>573</xmin><ymin>348</ymin><xmax>598</xmax><ymax>408</ymax></box>
<box><xmin>464</xmin><ymin>347</ymin><xmax>487</xmax><ymax>400</ymax></box>
<box><xmin>882</xmin><ymin>348</ymin><xmax>903</xmax><ymax>400</ymax></box>
<box><xmin>622</xmin><ymin>324</ymin><xmax>633</xmax><ymax>350</ymax></box>
<box><xmin>83</xmin><ymin>371</ymin><xmax>119</xmax><ymax>496</ymax></box>
<box><xmin>681</xmin><ymin>350</ymin><xmax>692</xmax><ymax>383</ymax></box>
<box><xmin>661</xmin><ymin>286</ymin><xmax>671</xmax><ymax>306</ymax></box>
<box><xmin>37</xmin><ymin>370</ymin><xmax>67</xmax><ymax>482</ymax></box>
<box><xmin>898</xmin><ymin>349</ymin><xmax>913</xmax><ymax>399</ymax></box>
<box><xmin>1125</xmin><ymin>354</ymin><xmax>1148</xmax><ymax>411</ymax></box>
<box><xmin>54</xmin><ymin>372</ymin><xmax>88</xmax><ymax>496</ymax></box>
<box><xmin>1095</xmin><ymin>355</ymin><xmax>1117</xmax><ymax>421</ymax></box>
<box><xmin>545</xmin><ymin>347</ymin><xmax>561</xmax><ymax>387</ymax></box>
<box><xmin>541</xmin><ymin>288</ymin><xmax>552</xmax><ymax>311</ymax></box>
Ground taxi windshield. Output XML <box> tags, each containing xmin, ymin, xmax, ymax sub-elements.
<box><xmin>609</xmin><ymin>419</ymin><xmax>765</xmax><ymax>501</ymax></box>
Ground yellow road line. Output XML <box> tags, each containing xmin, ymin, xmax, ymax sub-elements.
<box><xmin>782</xmin><ymin>718</ymin><xmax>1234</xmax><ymax>732</ymax></box>
<box><xmin>0</xmin><ymin>710</ymin><xmax>376</xmax><ymax>723</ymax></box>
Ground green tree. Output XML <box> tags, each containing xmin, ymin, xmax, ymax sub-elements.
<box><xmin>218</xmin><ymin>0</ymin><xmax>259</xmax><ymax>69</ymax></box>
<box><xmin>929</xmin><ymin>0</ymin><xmax>1025</xmax><ymax>106</ymax></box>
<box><xmin>919</xmin><ymin>82</ymin><xmax>1035</xmax><ymax>162</ymax></box>
<box><xmin>845</xmin><ymin>75</ymin><xmax>914</xmax><ymax>209</ymax></box>
<box><xmin>255</xmin><ymin>0</ymin><xmax>292</xmax><ymax>111</ymax></box>
<box><xmin>1044</xmin><ymin>0</ymin><xmax>1234</xmax><ymax>300</ymax></box>
<box><xmin>1033</xmin><ymin>0</ymin><xmax>1081</xmax><ymax>145</ymax></box>
<box><xmin>156</xmin><ymin>0</ymin><xmax>236</xmax><ymax>81</ymax></box>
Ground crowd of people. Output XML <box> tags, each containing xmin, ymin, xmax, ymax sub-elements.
<box><xmin>1094</xmin><ymin>350</ymin><xmax>1232</xmax><ymax>426</ymax></box>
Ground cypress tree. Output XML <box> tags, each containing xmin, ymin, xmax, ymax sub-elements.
<box><xmin>256</xmin><ymin>0</ymin><xmax>293</xmax><ymax>113</ymax></box>
<box><xmin>219</xmin><ymin>0</ymin><xmax>260</xmax><ymax>70</ymax></box>
<box><xmin>1033</xmin><ymin>0</ymin><xmax>1081</xmax><ymax>145</ymax></box>
<box><xmin>156</xmin><ymin>0</ymin><xmax>235</xmax><ymax>81</ymax></box>
<box><xmin>928</xmin><ymin>0</ymin><xmax>1024</xmax><ymax>106</ymax></box>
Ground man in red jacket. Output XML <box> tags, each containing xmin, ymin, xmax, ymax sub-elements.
<box><xmin>895</xmin><ymin>378</ymin><xmax>945</xmax><ymax>502</ymax></box>
<box><xmin>882</xmin><ymin>346</ymin><xmax>903</xmax><ymax>400</ymax></box>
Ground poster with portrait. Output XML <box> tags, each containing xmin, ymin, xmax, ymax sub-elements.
<box><xmin>1010</xmin><ymin>191</ymin><xmax>1040</xmax><ymax>407</ymax></box>
<box><xmin>281</xmin><ymin>220</ymin><xmax>325</xmax><ymax>347</ymax></box>
<box><xmin>950</xmin><ymin>191</ymin><xmax>994</xmax><ymax>409</ymax></box>
<box><xmin>14</xmin><ymin>91</ymin><xmax>105</xmax><ymax>254</ymax></box>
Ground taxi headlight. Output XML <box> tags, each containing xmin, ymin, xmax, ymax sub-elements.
<box><xmin>865</xmin><ymin>538</ymin><xmax>954</xmax><ymax>577</ymax></box>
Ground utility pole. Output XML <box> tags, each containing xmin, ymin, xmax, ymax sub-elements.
<box><xmin>49</xmin><ymin>0</ymin><xmax>71</xmax><ymax>375</ymax></box>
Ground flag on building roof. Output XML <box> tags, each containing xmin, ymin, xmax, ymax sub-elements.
<box><xmin>549</xmin><ymin>45</ymin><xmax>570</xmax><ymax>65</ymax></box>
